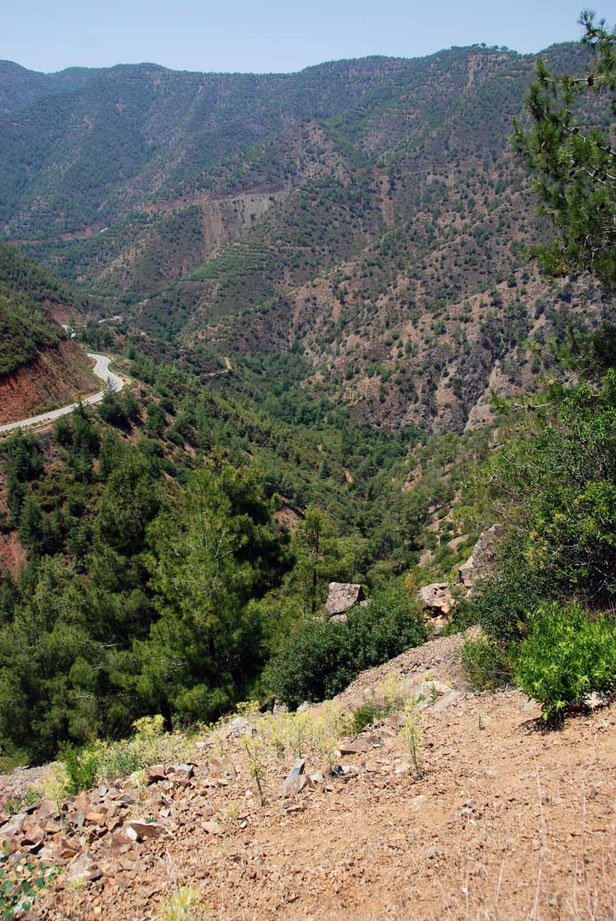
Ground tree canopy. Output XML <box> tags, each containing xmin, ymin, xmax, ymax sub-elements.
<box><xmin>514</xmin><ymin>11</ymin><xmax>616</xmax><ymax>288</ymax></box>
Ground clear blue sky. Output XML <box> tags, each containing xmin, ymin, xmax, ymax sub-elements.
<box><xmin>2</xmin><ymin>0</ymin><xmax>595</xmax><ymax>74</ymax></box>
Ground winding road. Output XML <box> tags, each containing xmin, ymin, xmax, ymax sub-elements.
<box><xmin>0</xmin><ymin>353</ymin><xmax>124</xmax><ymax>435</ymax></box>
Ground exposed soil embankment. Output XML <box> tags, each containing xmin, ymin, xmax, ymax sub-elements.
<box><xmin>0</xmin><ymin>340</ymin><xmax>97</xmax><ymax>425</ymax></box>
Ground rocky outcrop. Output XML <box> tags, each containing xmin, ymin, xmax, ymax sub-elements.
<box><xmin>418</xmin><ymin>583</ymin><xmax>455</xmax><ymax>617</ymax></box>
<box><xmin>416</xmin><ymin>525</ymin><xmax>503</xmax><ymax>631</ymax></box>
<box><xmin>325</xmin><ymin>582</ymin><xmax>364</xmax><ymax>622</ymax></box>
<box><xmin>458</xmin><ymin>523</ymin><xmax>503</xmax><ymax>589</ymax></box>
<box><xmin>417</xmin><ymin>582</ymin><xmax>456</xmax><ymax>633</ymax></box>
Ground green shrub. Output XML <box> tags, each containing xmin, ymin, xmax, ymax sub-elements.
<box><xmin>442</xmin><ymin>595</ymin><xmax>480</xmax><ymax>636</ymax></box>
<box><xmin>513</xmin><ymin>602</ymin><xmax>616</xmax><ymax>724</ymax></box>
<box><xmin>346</xmin><ymin>586</ymin><xmax>426</xmax><ymax>670</ymax></box>
<box><xmin>350</xmin><ymin>702</ymin><xmax>385</xmax><ymax>733</ymax></box>
<box><xmin>266</xmin><ymin>584</ymin><xmax>426</xmax><ymax>708</ymax></box>
<box><xmin>462</xmin><ymin>636</ymin><xmax>512</xmax><ymax>690</ymax></box>
<box><xmin>59</xmin><ymin>742</ymin><xmax>99</xmax><ymax>794</ymax></box>
<box><xmin>464</xmin><ymin>548</ymin><xmax>547</xmax><ymax>644</ymax></box>
<box><xmin>265</xmin><ymin>620</ymin><xmax>356</xmax><ymax>709</ymax></box>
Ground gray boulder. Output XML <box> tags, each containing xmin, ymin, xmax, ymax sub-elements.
<box><xmin>458</xmin><ymin>523</ymin><xmax>503</xmax><ymax>589</ymax></box>
<box><xmin>325</xmin><ymin>582</ymin><xmax>364</xmax><ymax>620</ymax></box>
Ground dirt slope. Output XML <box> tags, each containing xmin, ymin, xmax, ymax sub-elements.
<box><xmin>6</xmin><ymin>633</ymin><xmax>616</xmax><ymax>921</ymax></box>
<box><xmin>0</xmin><ymin>341</ymin><xmax>97</xmax><ymax>425</ymax></box>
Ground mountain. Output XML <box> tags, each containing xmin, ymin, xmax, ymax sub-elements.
<box><xmin>2</xmin><ymin>33</ymin><xmax>616</xmax><ymax>901</ymax></box>
<box><xmin>1</xmin><ymin>44</ymin><xmax>612</xmax><ymax>435</ymax></box>
<box><xmin>0</xmin><ymin>243</ymin><xmax>96</xmax><ymax>423</ymax></box>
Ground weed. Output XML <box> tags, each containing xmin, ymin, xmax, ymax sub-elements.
<box><xmin>402</xmin><ymin>699</ymin><xmax>424</xmax><ymax>779</ymax></box>
<box><xmin>242</xmin><ymin>737</ymin><xmax>267</xmax><ymax>806</ymax></box>
<box><xmin>39</xmin><ymin>763</ymin><xmax>72</xmax><ymax>813</ymax></box>
<box><xmin>462</xmin><ymin>636</ymin><xmax>511</xmax><ymax>691</ymax></box>
<box><xmin>282</xmin><ymin>709</ymin><xmax>312</xmax><ymax>759</ymax></box>
<box><xmin>3</xmin><ymin>787</ymin><xmax>40</xmax><ymax>817</ymax></box>
<box><xmin>0</xmin><ymin>843</ymin><xmax>58</xmax><ymax>919</ymax></box>
<box><xmin>226</xmin><ymin>801</ymin><xmax>241</xmax><ymax>823</ymax></box>
<box><xmin>379</xmin><ymin>674</ymin><xmax>408</xmax><ymax>711</ymax></box>
<box><xmin>351</xmin><ymin>702</ymin><xmax>383</xmax><ymax>734</ymax></box>
<box><xmin>59</xmin><ymin>743</ymin><xmax>99</xmax><ymax>795</ymax></box>
<box><xmin>160</xmin><ymin>886</ymin><xmax>206</xmax><ymax>921</ymax></box>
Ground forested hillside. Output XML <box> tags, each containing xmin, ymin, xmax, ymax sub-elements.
<box><xmin>3</xmin><ymin>43</ymin><xmax>615</xmax><ymax>430</ymax></box>
<box><xmin>2</xmin><ymin>14</ymin><xmax>616</xmax><ymax>772</ymax></box>
<box><xmin>0</xmin><ymin>302</ymin><xmax>487</xmax><ymax>764</ymax></box>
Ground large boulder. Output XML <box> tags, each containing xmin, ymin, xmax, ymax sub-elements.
<box><xmin>417</xmin><ymin>582</ymin><xmax>455</xmax><ymax>634</ymax></box>
<box><xmin>417</xmin><ymin>583</ymin><xmax>455</xmax><ymax>616</ymax></box>
<box><xmin>325</xmin><ymin>582</ymin><xmax>364</xmax><ymax>621</ymax></box>
<box><xmin>458</xmin><ymin>523</ymin><xmax>503</xmax><ymax>589</ymax></box>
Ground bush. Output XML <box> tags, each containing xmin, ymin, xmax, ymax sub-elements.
<box><xmin>265</xmin><ymin>620</ymin><xmax>356</xmax><ymax>709</ymax></box>
<box><xmin>442</xmin><ymin>594</ymin><xmax>480</xmax><ymax>636</ymax></box>
<box><xmin>350</xmin><ymin>702</ymin><xmax>385</xmax><ymax>733</ymax></box>
<box><xmin>54</xmin><ymin>716</ymin><xmax>198</xmax><ymax>798</ymax></box>
<box><xmin>346</xmin><ymin>585</ymin><xmax>426</xmax><ymax>670</ymax></box>
<box><xmin>513</xmin><ymin>602</ymin><xmax>616</xmax><ymax>724</ymax></box>
<box><xmin>266</xmin><ymin>584</ymin><xmax>426</xmax><ymax>708</ymax></box>
<box><xmin>463</xmin><ymin>547</ymin><xmax>547</xmax><ymax>644</ymax></box>
<box><xmin>59</xmin><ymin>742</ymin><xmax>99</xmax><ymax>794</ymax></box>
<box><xmin>462</xmin><ymin>635</ymin><xmax>512</xmax><ymax>690</ymax></box>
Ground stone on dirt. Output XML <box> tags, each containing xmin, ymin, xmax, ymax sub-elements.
<box><xmin>282</xmin><ymin>759</ymin><xmax>307</xmax><ymax>795</ymax></box>
<box><xmin>227</xmin><ymin>716</ymin><xmax>257</xmax><ymax>738</ymax></box>
<box><xmin>418</xmin><ymin>583</ymin><xmax>455</xmax><ymax>616</ymax></box>
<box><xmin>126</xmin><ymin>820</ymin><xmax>169</xmax><ymax>842</ymax></box>
<box><xmin>169</xmin><ymin>762</ymin><xmax>195</xmax><ymax>781</ymax></box>
<box><xmin>146</xmin><ymin>764</ymin><xmax>166</xmax><ymax>784</ymax></box>
<box><xmin>431</xmin><ymin>690</ymin><xmax>463</xmax><ymax>712</ymax></box>
<box><xmin>339</xmin><ymin>739</ymin><xmax>370</xmax><ymax>755</ymax></box>
<box><xmin>67</xmin><ymin>854</ymin><xmax>102</xmax><ymax>883</ymax></box>
<box><xmin>583</xmin><ymin>691</ymin><xmax>608</xmax><ymax>710</ymax></box>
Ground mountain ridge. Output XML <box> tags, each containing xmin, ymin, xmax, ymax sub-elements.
<box><xmin>1</xmin><ymin>40</ymin><xmax>608</xmax><ymax>433</ymax></box>
<box><xmin>1</xmin><ymin>39</ymin><xmax>579</xmax><ymax>81</ymax></box>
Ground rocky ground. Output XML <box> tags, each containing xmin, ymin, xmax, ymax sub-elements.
<box><xmin>2</xmin><ymin>633</ymin><xmax>616</xmax><ymax>921</ymax></box>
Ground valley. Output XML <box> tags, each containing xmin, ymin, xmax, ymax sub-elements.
<box><xmin>1</xmin><ymin>13</ymin><xmax>616</xmax><ymax>920</ymax></box>
<box><xmin>2</xmin><ymin>42</ymin><xmax>613</xmax><ymax>431</ymax></box>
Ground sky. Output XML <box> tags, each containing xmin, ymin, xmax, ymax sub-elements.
<box><xmin>2</xmin><ymin>0</ymin><xmax>595</xmax><ymax>75</ymax></box>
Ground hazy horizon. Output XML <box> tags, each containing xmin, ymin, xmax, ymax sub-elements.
<box><xmin>3</xmin><ymin>0</ymin><xmax>590</xmax><ymax>76</ymax></box>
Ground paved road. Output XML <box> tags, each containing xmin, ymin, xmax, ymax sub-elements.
<box><xmin>0</xmin><ymin>353</ymin><xmax>124</xmax><ymax>435</ymax></box>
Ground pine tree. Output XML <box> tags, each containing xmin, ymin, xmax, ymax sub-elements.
<box><xmin>513</xmin><ymin>11</ymin><xmax>616</xmax><ymax>288</ymax></box>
